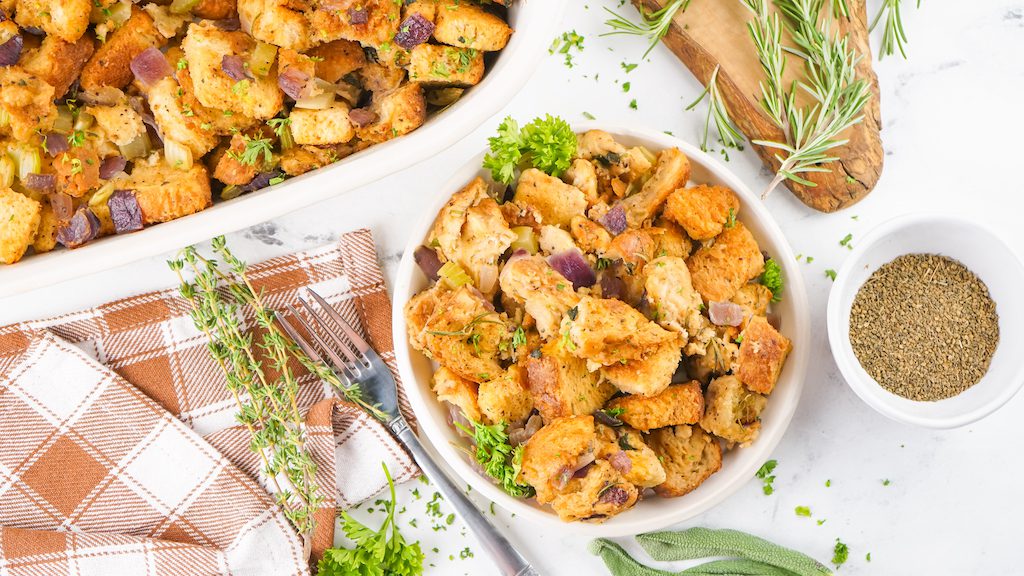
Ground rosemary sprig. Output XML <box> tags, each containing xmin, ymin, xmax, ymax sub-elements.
<box><xmin>870</xmin><ymin>0</ymin><xmax>919</xmax><ymax>60</ymax></box>
<box><xmin>602</xmin><ymin>0</ymin><xmax>692</xmax><ymax>58</ymax></box>
<box><xmin>685</xmin><ymin>64</ymin><xmax>744</xmax><ymax>153</ymax></box>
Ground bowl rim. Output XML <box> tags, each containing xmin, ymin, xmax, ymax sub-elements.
<box><xmin>392</xmin><ymin>123</ymin><xmax>811</xmax><ymax>536</ymax></box>
<box><xmin>0</xmin><ymin>0</ymin><xmax>571</xmax><ymax>299</ymax></box>
<box><xmin>825</xmin><ymin>212</ymin><xmax>1024</xmax><ymax>429</ymax></box>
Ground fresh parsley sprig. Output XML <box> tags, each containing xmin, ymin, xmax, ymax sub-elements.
<box><xmin>602</xmin><ymin>0</ymin><xmax>693</xmax><ymax>58</ymax></box>
<box><xmin>482</xmin><ymin>115</ymin><xmax>577</xmax><ymax>185</ymax></box>
<box><xmin>456</xmin><ymin>419</ymin><xmax>534</xmax><ymax>498</ymax></box>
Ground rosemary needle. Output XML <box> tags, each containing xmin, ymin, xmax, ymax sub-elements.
<box><xmin>685</xmin><ymin>64</ymin><xmax>744</xmax><ymax>153</ymax></box>
<box><xmin>871</xmin><ymin>0</ymin><xmax>921</xmax><ymax>60</ymax></box>
<box><xmin>602</xmin><ymin>0</ymin><xmax>692</xmax><ymax>58</ymax></box>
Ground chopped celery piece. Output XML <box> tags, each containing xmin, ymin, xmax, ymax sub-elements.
<box><xmin>249</xmin><ymin>43</ymin><xmax>278</xmax><ymax>77</ymax></box>
<box><xmin>74</xmin><ymin>111</ymin><xmax>95</xmax><ymax>132</ymax></box>
<box><xmin>438</xmin><ymin>261</ymin><xmax>472</xmax><ymax>288</ymax></box>
<box><xmin>510</xmin><ymin>226</ymin><xmax>538</xmax><ymax>254</ymax></box>
<box><xmin>12</xmin><ymin>144</ymin><xmax>41</xmax><ymax>182</ymax></box>
<box><xmin>221</xmin><ymin>185</ymin><xmax>243</xmax><ymax>200</ymax></box>
<box><xmin>164</xmin><ymin>139</ymin><xmax>193</xmax><ymax>170</ymax></box>
<box><xmin>169</xmin><ymin>0</ymin><xmax>200</xmax><ymax>14</ymax></box>
<box><xmin>89</xmin><ymin>182</ymin><xmax>117</xmax><ymax>207</ymax></box>
<box><xmin>0</xmin><ymin>154</ymin><xmax>14</xmax><ymax>189</ymax></box>
<box><xmin>54</xmin><ymin>107</ymin><xmax>75</xmax><ymax>133</ymax></box>
<box><xmin>119</xmin><ymin>132</ymin><xmax>151</xmax><ymax>160</ymax></box>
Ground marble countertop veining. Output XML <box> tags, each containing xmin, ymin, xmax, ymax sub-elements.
<box><xmin>3</xmin><ymin>1</ymin><xmax>1023</xmax><ymax>574</ymax></box>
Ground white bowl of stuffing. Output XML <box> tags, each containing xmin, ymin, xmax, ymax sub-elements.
<box><xmin>827</xmin><ymin>213</ymin><xmax>1024</xmax><ymax>429</ymax></box>
<box><xmin>0</xmin><ymin>0</ymin><xmax>568</xmax><ymax>296</ymax></box>
<box><xmin>393</xmin><ymin>119</ymin><xmax>811</xmax><ymax>536</ymax></box>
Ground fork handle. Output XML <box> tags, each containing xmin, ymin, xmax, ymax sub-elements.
<box><xmin>393</xmin><ymin>423</ymin><xmax>541</xmax><ymax>576</ymax></box>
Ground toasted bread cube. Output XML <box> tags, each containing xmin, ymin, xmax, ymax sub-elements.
<box><xmin>652</xmin><ymin>217</ymin><xmax>693</xmax><ymax>259</ymax></box>
<box><xmin>80</xmin><ymin>7</ymin><xmax>167</xmax><ymax>92</ymax></box>
<box><xmin>524</xmin><ymin>339</ymin><xmax>616</xmax><ymax>423</ymax></box>
<box><xmin>645</xmin><ymin>425</ymin><xmax>722</xmax><ymax>498</ymax></box>
<box><xmin>88</xmin><ymin>104</ymin><xmax>146</xmax><ymax>148</ymax></box>
<box><xmin>664</xmin><ymin>184</ymin><xmax>740</xmax><ymax>241</ymax></box>
<box><xmin>619</xmin><ymin>147</ymin><xmax>691</xmax><ymax>228</ymax></box>
<box><xmin>212</xmin><ymin>134</ymin><xmax>259</xmax><ymax>186</ymax></box>
<box><xmin>686</xmin><ymin>337</ymin><xmax>739</xmax><ymax>384</ymax></box>
<box><xmin>478</xmin><ymin>365</ymin><xmax>533</xmax><ymax>426</ymax></box>
<box><xmin>414</xmin><ymin>285</ymin><xmax>509</xmax><ymax>383</ymax></box>
<box><xmin>14</xmin><ymin>0</ymin><xmax>90</xmax><ymax>42</ymax></box>
<box><xmin>737</xmin><ymin>316</ymin><xmax>792</xmax><ymax>395</ymax></box>
<box><xmin>289</xmin><ymin>103</ymin><xmax>355</xmax><ymax>146</ymax></box>
<box><xmin>147</xmin><ymin>77</ymin><xmax>221</xmax><ymax>157</ymax></box>
<box><xmin>562</xmin><ymin>296</ymin><xmax>677</xmax><ymax>369</ymax></box>
<box><xmin>595</xmin><ymin>425</ymin><xmax>667</xmax><ymax>489</ymax></box>
<box><xmin>280</xmin><ymin>144</ymin><xmax>337</xmax><ymax>176</ymax></box>
<box><xmin>408</xmin><ymin>44</ymin><xmax>485</xmax><ymax>86</ymax></box>
<box><xmin>520</xmin><ymin>415</ymin><xmax>596</xmax><ymax>502</ymax></box>
<box><xmin>238</xmin><ymin>0</ymin><xmax>311</xmax><ymax>50</ymax></box>
<box><xmin>127</xmin><ymin>160</ymin><xmax>212</xmax><ymax>224</ymax></box>
<box><xmin>308</xmin><ymin>39</ymin><xmax>366</xmax><ymax>83</ymax></box>
<box><xmin>20</xmin><ymin>34</ymin><xmax>93</xmax><ymax>98</ymax></box>
<box><xmin>563</xmin><ymin>159</ymin><xmax>599</xmax><ymax>206</ymax></box>
<box><xmin>181</xmin><ymin>22</ymin><xmax>283</xmax><ymax>119</ymax></box>
<box><xmin>404</xmin><ymin>284</ymin><xmax>442</xmax><ymax>352</ymax></box>
<box><xmin>731</xmin><ymin>283</ymin><xmax>773</xmax><ymax>325</ymax></box>
<box><xmin>513</xmin><ymin>169</ymin><xmax>588</xmax><ymax>229</ymax></box>
<box><xmin>601</xmin><ymin>338</ymin><xmax>682</xmax><ymax>397</ymax></box>
<box><xmin>549</xmin><ymin>460</ymin><xmax>638</xmax><ymax>522</ymax></box>
<box><xmin>175</xmin><ymin>66</ymin><xmax>259</xmax><ymax>136</ymax></box>
<box><xmin>498</xmin><ymin>254</ymin><xmax>580</xmax><ymax>339</ymax></box>
<box><xmin>432</xmin><ymin>366</ymin><xmax>481</xmax><ymax>423</ymax></box>
<box><xmin>687</xmin><ymin>222</ymin><xmax>765</xmax><ymax>303</ymax></box>
<box><xmin>53</xmin><ymin>146</ymin><xmax>100</xmax><ymax>198</ymax></box>
<box><xmin>0</xmin><ymin>67</ymin><xmax>56</xmax><ymax>140</ymax></box>
<box><xmin>607</xmin><ymin>381</ymin><xmax>704</xmax><ymax>432</ymax></box>
<box><xmin>355</xmin><ymin>82</ymin><xmax>427</xmax><ymax>145</ymax></box>
<box><xmin>433</xmin><ymin>0</ymin><xmax>512</xmax><ymax>51</ymax></box>
<box><xmin>0</xmin><ymin>188</ymin><xmax>42</xmax><ymax>264</ymax></box>
<box><xmin>31</xmin><ymin>201</ymin><xmax>60</xmax><ymax>254</ymax></box>
<box><xmin>569</xmin><ymin>216</ymin><xmax>611</xmax><ymax>254</ymax></box>
<box><xmin>699</xmin><ymin>375</ymin><xmax>766</xmax><ymax>447</ymax></box>
<box><xmin>645</xmin><ymin>256</ymin><xmax>702</xmax><ymax>334</ymax></box>
<box><xmin>194</xmin><ymin>0</ymin><xmax>237</xmax><ymax>20</ymax></box>
<box><xmin>308</xmin><ymin>0</ymin><xmax>400</xmax><ymax>47</ymax></box>
<box><xmin>403</xmin><ymin>0</ymin><xmax>436</xmax><ymax>24</ymax></box>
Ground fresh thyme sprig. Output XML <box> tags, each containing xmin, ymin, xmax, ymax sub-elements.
<box><xmin>742</xmin><ymin>0</ymin><xmax>871</xmax><ymax>198</ymax></box>
<box><xmin>870</xmin><ymin>0</ymin><xmax>919</xmax><ymax>60</ymax></box>
<box><xmin>685</xmin><ymin>64</ymin><xmax>744</xmax><ymax>153</ymax></box>
<box><xmin>602</xmin><ymin>0</ymin><xmax>693</xmax><ymax>58</ymax></box>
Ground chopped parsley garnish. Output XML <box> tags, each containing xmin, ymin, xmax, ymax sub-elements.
<box><xmin>511</xmin><ymin>325</ymin><xmax>527</xmax><ymax>352</ymax></box>
<box><xmin>755</xmin><ymin>459</ymin><xmax>777</xmax><ymax>495</ymax></box>
<box><xmin>795</xmin><ymin>506</ymin><xmax>811</xmax><ymax>517</ymax></box>
<box><xmin>629</xmin><ymin>98</ymin><xmax>638</xmax><ymax>110</ymax></box>
<box><xmin>454</xmin><ymin>419</ymin><xmax>534</xmax><ymax>498</ymax></box>
<box><xmin>759</xmin><ymin>258</ymin><xmax>783</xmax><ymax>302</ymax></box>
<box><xmin>549</xmin><ymin>30</ymin><xmax>584</xmax><ymax>67</ymax></box>
<box><xmin>839</xmin><ymin>233</ymin><xmax>853</xmax><ymax>248</ymax></box>
<box><xmin>229</xmin><ymin>135</ymin><xmax>274</xmax><ymax>167</ymax></box>
<box><xmin>832</xmin><ymin>539</ymin><xmax>849</xmax><ymax>568</ymax></box>
<box><xmin>583</xmin><ymin>111</ymin><xmax>596</xmax><ymax>120</ymax></box>
<box><xmin>621</xmin><ymin>61</ymin><xmax>638</xmax><ymax>73</ymax></box>
<box><xmin>482</xmin><ymin>115</ymin><xmax>577</xmax><ymax>184</ymax></box>
<box><xmin>825</xmin><ymin>269</ymin><xmax>837</xmax><ymax>281</ymax></box>
<box><xmin>622</xmin><ymin>81</ymin><xmax>631</xmax><ymax>92</ymax></box>
<box><xmin>725</xmin><ymin>207</ymin><xmax>736</xmax><ymax>228</ymax></box>
<box><xmin>882</xmin><ymin>479</ymin><xmax>891</xmax><ymax>486</ymax></box>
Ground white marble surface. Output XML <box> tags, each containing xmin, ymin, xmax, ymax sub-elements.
<box><xmin>4</xmin><ymin>1</ymin><xmax>1024</xmax><ymax>574</ymax></box>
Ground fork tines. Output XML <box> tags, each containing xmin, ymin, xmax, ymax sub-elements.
<box><xmin>277</xmin><ymin>290</ymin><xmax>371</xmax><ymax>385</ymax></box>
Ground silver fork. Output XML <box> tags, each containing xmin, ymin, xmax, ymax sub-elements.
<box><xmin>278</xmin><ymin>289</ymin><xmax>540</xmax><ymax>576</ymax></box>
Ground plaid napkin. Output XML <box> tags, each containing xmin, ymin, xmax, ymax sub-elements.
<box><xmin>0</xmin><ymin>229</ymin><xmax>417</xmax><ymax>575</ymax></box>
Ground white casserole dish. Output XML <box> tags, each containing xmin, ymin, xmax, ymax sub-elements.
<box><xmin>392</xmin><ymin>124</ymin><xmax>811</xmax><ymax>537</ymax></box>
<box><xmin>0</xmin><ymin>0</ymin><xmax>569</xmax><ymax>297</ymax></box>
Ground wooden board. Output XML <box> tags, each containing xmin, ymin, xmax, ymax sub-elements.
<box><xmin>639</xmin><ymin>0</ymin><xmax>884</xmax><ymax>212</ymax></box>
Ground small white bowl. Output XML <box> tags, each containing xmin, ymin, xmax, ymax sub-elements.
<box><xmin>827</xmin><ymin>213</ymin><xmax>1024</xmax><ymax>429</ymax></box>
<box><xmin>393</xmin><ymin>125</ymin><xmax>810</xmax><ymax>537</ymax></box>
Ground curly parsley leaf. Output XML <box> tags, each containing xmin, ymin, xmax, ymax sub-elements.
<box><xmin>456</xmin><ymin>419</ymin><xmax>534</xmax><ymax>498</ymax></box>
<box><xmin>482</xmin><ymin>115</ymin><xmax>577</xmax><ymax>184</ymax></box>
<box><xmin>759</xmin><ymin>258</ymin><xmax>783</xmax><ymax>303</ymax></box>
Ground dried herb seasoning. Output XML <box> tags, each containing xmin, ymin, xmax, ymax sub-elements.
<box><xmin>849</xmin><ymin>254</ymin><xmax>999</xmax><ymax>401</ymax></box>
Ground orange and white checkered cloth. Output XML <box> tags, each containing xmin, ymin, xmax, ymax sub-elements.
<box><xmin>0</xmin><ymin>229</ymin><xmax>417</xmax><ymax>575</ymax></box>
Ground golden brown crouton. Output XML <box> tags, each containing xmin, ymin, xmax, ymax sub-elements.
<box><xmin>414</xmin><ymin>285</ymin><xmax>509</xmax><ymax>383</ymax></box>
<box><xmin>308</xmin><ymin>39</ymin><xmax>366</xmax><ymax>83</ymax></box>
<box><xmin>355</xmin><ymin>82</ymin><xmax>427</xmax><ymax>145</ymax></box>
<box><xmin>498</xmin><ymin>254</ymin><xmax>580</xmax><ymax>339</ymax></box>
<box><xmin>537</xmin><ymin>225</ymin><xmax>577</xmax><ymax>255</ymax></box>
<box><xmin>403</xmin><ymin>284</ymin><xmax>442</xmax><ymax>352</ymax></box>
<box><xmin>520</xmin><ymin>415</ymin><xmax>596</xmax><ymax>502</ymax></box>
<box><xmin>601</xmin><ymin>338</ymin><xmax>683</xmax><ymax>397</ymax></box>
<box><xmin>432</xmin><ymin>366</ymin><xmax>481</xmax><ymax>423</ymax></box>
<box><xmin>687</xmin><ymin>222</ymin><xmax>765</xmax><ymax>303</ymax></box>
<box><xmin>279</xmin><ymin>144</ymin><xmax>337</xmax><ymax>176</ymax></box>
<box><xmin>737</xmin><ymin>316</ymin><xmax>792</xmax><ymax>395</ymax></box>
<box><xmin>652</xmin><ymin>217</ymin><xmax>693</xmax><ymax>259</ymax></box>
<box><xmin>645</xmin><ymin>257</ymin><xmax>702</xmax><ymax>334</ymax></box>
<box><xmin>407</xmin><ymin>44</ymin><xmax>485</xmax><ymax>86</ymax></box>
<box><xmin>524</xmin><ymin>339</ymin><xmax>616</xmax><ymax>423</ymax></box>
<box><xmin>308</xmin><ymin>0</ymin><xmax>400</xmax><ymax>47</ymax></box>
<box><xmin>477</xmin><ymin>365</ymin><xmax>533</xmax><ymax>426</ymax></box>
<box><xmin>548</xmin><ymin>460</ymin><xmax>638</xmax><ymax>522</ymax></box>
<box><xmin>663</xmin><ymin>184</ymin><xmax>740</xmax><ymax>241</ymax></box>
<box><xmin>289</xmin><ymin>103</ymin><xmax>355</xmax><ymax>146</ymax></box>
<box><xmin>194</xmin><ymin>0</ymin><xmax>237</xmax><ymax>20</ymax></box>
<box><xmin>607</xmin><ymin>381</ymin><xmax>704</xmax><ymax>432</ymax></box>
<box><xmin>14</xmin><ymin>0</ymin><xmax>90</xmax><ymax>42</ymax></box>
<box><xmin>0</xmin><ymin>188</ymin><xmax>42</xmax><ymax>264</ymax></box>
<box><xmin>569</xmin><ymin>216</ymin><xmax>611</xmax><ymax>254</ymax></box>
<box><xmin>238</xmin><ymin>0</ymin><xmax>311</xmax><ymax>51</ymax></box>
<box><xmin>563</xmin><ymin>159</ymin><xmax>599</xmax><ymax>206</ymax></box>
<box><xmin>127</xmin><ymin>160</ymin><xmax>212</xmax><ymax>224</ymax></box>
<box><xmin>731</xmin><ymin>283</ymin><xmax>773</xmax><ymax>327</ymax></box>
<box><xmin>358</xmin><ymin>62</ymin><xmax>406</xmax><ymax>94</ymax></box>
<box><xmin>80</xmin><ymin>7</ymin><xmax>167</xmax><ymax>92</ymax></box>
<box><xmin>562</xmin><ymin>296</ymin><xmax>676</xmax><ymax>368</ymax></box>
<box><xmin>646</xmin><ymin>425</ymin><xmax>722</xmax><ymax>498</ymax></box>
<box><xmin>699</xmin><ymin>375</ymin><xmax>766</xmax><ymax>447</ymax></box>
<box><xmin>181</xmin><ymin>22</ymin><xmax>283</xmax><ymax>119</ymax></box>
<box><xmin>606</xmin><ymin>228</ymin><xmax>657</xmax><ymax>269</ymax></box>
<box><xmin>0</xmin><ymin>67</ymin><xmax>56</xmax><ymax>140</ymax></box>
<box><xmin>146</xmin><ymin>77</ymin><xmax>221</xmax><ymax>157</ymax></box>
<box><xmin>20</xmin><ymin>34</ymin><xmax>93</xmax><ymax>98</ymax></box>
<box><xmin>595</xmin><ymin>425</ymin><xmax>666</xmax><ymax>489</ymax></box>
<box><xmin>31</xmin><ymin>201</ymin><xmax>60</xmax><ymax>254</ymax></box>
<box><xmin>513</xmin><ymin>169</ymin><xmax>588</xmax><ymax>228</ymax></box>
<box><xmin>87</xmin><ymin>104</ymin><xmax>146</xmax><ymax>147</ymax></box>
<box><xmin>577</xmin><ymin>130</ymin><xmax>627</xmax><ymax>162</ymax></box>
<box><xmin>687</xmin><ymin>337</ymin><xmax>739</xmax><ymax>384</ymax></box>
<box><xmin>213</xmin><ymin>134</ymin><xmax>259</xmax><ymax>186</ymax></box>
<box><xmin>403</xmin><ymin>0</ymin><xmax>436</xmax><ymax>23</ymax></box>
<box><xmin>618</xmin><ymin>147</ymin><xmax>691</xmax><ymax>228</ymax></box>
<box><xmin>53</xmin><ymin>146</ymin><xmax>100</xmax><ymax>198</ymax></box>
<box><xmin>433</xmin><ymin>1</ymin><xmax>512</xmax><ymax>51</ymax></box>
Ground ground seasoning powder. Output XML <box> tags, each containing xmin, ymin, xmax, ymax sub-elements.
<box><xmin>848</xmin><ymin>254</ymin><xmax>999</xmax><ymax>401</ymax></box>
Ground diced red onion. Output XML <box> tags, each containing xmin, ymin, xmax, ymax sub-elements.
<box><xmin>394</xmin><ymin>13</ymin><xmax>434</xmax><ymax>50</ymax></box>
<box><xmin>99</xmin><ymin>155</ymin><xmax>127</xmax><ymax>179</ymax></box>
<box><xmin>709</xmin><ymin>301</ymin><xmax>745</xmax><ymax>327</ymax></box>
<box><xmin>130</xmin><ymin>47</ymin><xmax>173</xmax><ymax>88</ymax></box>
<box><xmin>767</xmin><ymin>312</ymin><xmax>782</xmax><ymax>330</ymax></box>
<box><xmin>0</xmin><ymin>34</ymin><xmax>23</xmax><ymax>67</ymax></box>
<box><xmin>507</xmin><ymin>248</ymin><xmax>529</xmax><ymax>263</ymax></box>
<box><xmin>48</xmin><ymin>192</ymin><xmax>74</xmax><ymax>221</ymax></box>
<box><xmin>243</xmin><ymin>170</ymin><xmax>283</xmax><ymax>192</ymax></box>
<box><xmin>572</xmin><ymin>461</ymin><xmax>595</xmax><ymax>479</ymax></box>
<box><xmin>221</xmin><ymin>54</ymin><xmax>250</xmax><ymax>81</ymax></box>
<box><xmin>444</xmin><ymin>402</ymin><xmax>473</xmax><ymax>438</ymax></box>
<box><xmin>22</xmin><ymin>26</ymin><xmax>44</xmax><ymax>36</ymax></box>
<box><xmin>553</xmin><ymin>466</ymin><xmax>573</xmax><ymax>491</ymax></box>
<box><xmin>547</xmin><ymin>249</ymin><xmax>596</xmax><ymax>289</ymax></box>
<box><xmin>508</xmin><ymin>413</ymin><xmax>543</xmax><ymax>447</ymax></box>
<box><xmin>57</xmin><ymin>208</ymin><xmax>101</xmax><ymax>248</ymax></box>
<box><xmin>212</xmin><ymin>18</ymin><xmax>241</xmax><ymax>31</ymax></box>
<box><xmin>600</xmin><ymin>204</ymin><xmax>627</xmax><ymax>235</ymax></box>
<box><xmin>609</xmin><ymin>451</ymin><xmax>632</xmax><ymax>474</ymax></box>
<box><xmin>278</xmin><ymin>67</ymin><xmax>311</xmax><ymax>100</ymax></box>
<box><xmin>348</xmin><ymin>6</ymin><xmax>369</xmax><ymax>25</ymax></box>
<box><xmin>598</xmin><ymin>485</ymin><xmax>629</xmax><ymax>505</ymax></box>
<box><xmin>44</xmin><ymin>132</ymin><xmax>69</xmax><ymax>157</ymax></box>
<box><xmin>348</xmin><ymin>107</ymin><xmax>377</xmax><ymax>128</ymax></box>
<box><xmin>598</xmin><ymin>272</ymin><xmax>625</xmax><ymax>301</ymax></box>
<box><xmin>107</xmin><ymin>190</ymin><xmax>143</xmax><ymax>234</ymax></box>
<box><xmin>414</xmin><ymin>245</ymin><xmax>443</xmax><ymax>281</ymax></box>
<box><xmin>24</xmin><ymin>173</ymin><xmax>56</xmax><ymax>192</ymax></box>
